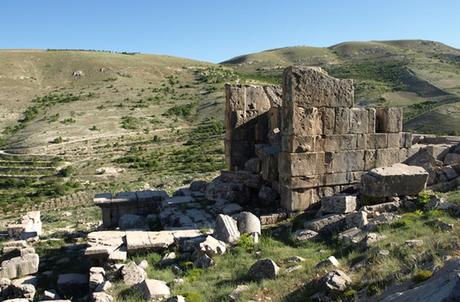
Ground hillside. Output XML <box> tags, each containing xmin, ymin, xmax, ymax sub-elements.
<box><xmin>0</xmin><ymin>40</ymin><xmax>460</xmax><ymax>211</ymax></box>
<box><xmin>222</xmin><ymin>39</ymin><xmax>460</xmax><ymax>135</ymax></box>
<box><xmin>0</xmin><ymin>50</ymin><xmax>246</xmax><ymax>211</ymax></box>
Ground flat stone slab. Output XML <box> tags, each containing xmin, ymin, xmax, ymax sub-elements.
<box><xmin>85</xmin><ymin>231</ymin><xmax>125</xmax><ymax>257</ymax></box>
<box><xmin>163</xmin><ymin>196</ymin><xmax>194</xmax><ymax>206</ymax></box>
<box><xmin>125</xmin><ymin>231</ymin><xmax>174</xmax><ymax>253</ymax></box>
<box><xmin>361</xmin><ymin>163</ymin><xmax>428</xmax><ymax>198</ymax></box>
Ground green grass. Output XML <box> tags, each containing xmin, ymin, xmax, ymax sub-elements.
<box><xmin>109</xmin><ymin>203</ymin><xmax>460</xmax><ymax>302</ymax></box>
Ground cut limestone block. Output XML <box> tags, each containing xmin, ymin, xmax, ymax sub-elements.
<box><xmin>361</xmin><ymin>163</ymin><xmax>428</xmax><ymax>198</ymax></box>
<box><xmin>320</xmin><ymin>195</ymin><xmax>357</xmax><ymax>214</ymax></box>
<box><xmin>280</xmin><ymin>186</ymin><xmax>320</xmax><ymax>211</ymax></box>
<box><xmin>283</xmin><ymin>66</ymin><xmax>354</xmax><ymax>109</ymax></box>
<box><xmin>376</xmin><ymin>107</ymin><xmax>403</xmax><ymax>133</ymax></box>
<box><xmin>278</xmin><ymin>152</ymin><xmax>325</xmax><ymax>177</ymax></box>
<box><xmin>213</xmin><ymin>214</ymin><xmax>240</xmax><ymax>244</ymax></box>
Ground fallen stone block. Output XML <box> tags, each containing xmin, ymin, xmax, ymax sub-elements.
<box><xmin>320</xmin><ymin>195</ymin><xmax>356</xmax><ymax>214</ymax></box>
<box><xmin>0</xmin><ymin>253</ymin><xmax>39</xmax><ymax>279</ymax></box>
<box><xmin>361</xmin><ymin>163</ymin><xmax>428</xmax><ymax>198</ymax></box>
<box><xmin>338</xmin><ymin>227</ymin><xmax>365</xmax><ymax>247</ymax></box>
<box><xmin>121</xmin><ymin>262</ymin><xmax>146</xmax><ymax>286</ymax></box>
<box><xmin>345</xmin><ymin>211</ymin><xmax>368</xmax><ymax>229</ymax></box>
<box><xmin>214</xmin><ymin>214</ymin><xmax>240</xmax><ymax>244</ymax></box>
<box><xmin>136</xmin><ymin>279</ymin><xmax>170</xmax><ymax>301</ymax></box>
<box><xmin>304</xmin><ymin>214</ymin><xmax>346</xmax><ymax>235</ymax></box>
<box><xmin>321</xmin><ymin>270</ymin><xmax>352</xmax><ymax>293</ymax></box>
<box><xmin>196</xmin><ymin>236</ymin><xmax>226</xmax><ymax>258</ymax></box>
<box><xmin>125</xmin><ymin>231</ymin><xmax>174</xmax><ymax>253</ymax></box>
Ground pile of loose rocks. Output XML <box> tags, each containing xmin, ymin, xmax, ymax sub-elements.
<box><xmin>0</xmin><ymin>240</ymin><xmax>40</xmax><ymax>301</ymax></box>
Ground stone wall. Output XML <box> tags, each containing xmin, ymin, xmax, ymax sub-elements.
<box><xmin>225</xmin><ymin>66</ymin><xmax>413</xmax><ymax>211</ymax></box>
<box><xmin>224</xmin><ymin>84</ymin><xmax>282</xmax><ymax>171</ymax></box>
<box><xmin>94</xmin><ymin>191</ymin><xmax>168</xmax><ymax>229</ymax></box>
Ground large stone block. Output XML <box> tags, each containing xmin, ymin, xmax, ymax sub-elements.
<box><xmin>367</xmin><ymin>108</ymin><xmax>376</xmax><ymax>133</ymax></box>
<box><xmin>279</xmin><ymin>152</ymin><xmax>325</xmax><ymax>177</ymax></box>
<box><xmin>387</xmin><ymin>133</ymin><xmax>401</xmax><ymax>148</ymax></box>
<box><xmin>335</xmin><ymin>108</ymin><xmax>350</xmax><ymax>134</ymax></box>
<box><xmin>366</xmin><ymin>133</ymin><xmax>388</xmax><ymax>149</ymax></box>
<box><xmin>283</xmin><ymin>106</ymin><xmax>323</xmax><ymax>136</ymax></box>
<box><xmin>324</xmin><ymin>151</ymin><xmax>365</xmax><ymax>173</ymax></box>
<box><xmin>283</xmin><ymin>66</ymin><xmax>354</xmax><ymax>109</ymax></box>
<box><xmin>279</xmin><ymin>175</ymin><xmax>319</xmax><ymax>189</ymax></box>
<box><xmin>321</xmin><ymin>107</ymin><xmax>336</xmax><ymax>135</ymax></box>
<box><xmin>280</xmin><ymin>186</ymin><xmax>320</xmax><ymax>211</ymax></box>
<box><xmin>322</xmin><ymin>134</ymin><xmax>359</xmax><ymax>152</ymax></box>
<box><xmin>349</xmin><ymin>108</ymin><xmax>368</xmax><ymax>134</ymax></box>
<box><xmin>281</xmin><ymin>135</ymin><xmax>320</xmax><ymax>153</ymax></box>
<box><xmin>399</xmin><ymin>132</ymin><xmax>412</xmax><ymax>148</ymax></box>
<box><xmin>361</xmin><ymin>163</ymin><xmax>428</xmax><ymax>197</ymax></box>
<box><xmin>376</xmin><ymin>107</ymin><xmax>403</xmax><ymax>133</ymax></box>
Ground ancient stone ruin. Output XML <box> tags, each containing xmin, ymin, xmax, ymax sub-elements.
<box><xmin>225</xmin><ymin>66</ymin><xmax>412</xmax><ymax>211</ymax></box>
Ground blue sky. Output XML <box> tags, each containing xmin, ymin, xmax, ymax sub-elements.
<box><xmin>1</xmin><ymin>0</ymin><xmax>459</xmax><ymax>62</ymax></box>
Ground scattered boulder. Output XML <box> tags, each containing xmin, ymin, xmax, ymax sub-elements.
<box><xmin>316</xmin><ymin>256</ymin><xmax>340</xmax><ymax>269</ymax></box>
<box><xmin>194</xmin><ymin>254</ymin><xmax>215</xmax><ymax>269</ymax></box>
<box><xmin>235</xmin><ymin>212</ymin><xmax>261</xmax><ymax>235</ymax></box>
<box><xmin>229</xmin><ymin>284</ymin><xmax>249</xmax><ymax>301</ymax></box>
<box><xmin>248</xmin><ymin>259</ymin><xmax>279</xmax><ymax>281</ymax></box>
<box><xmin>361</xmin><ymin>163</ymin><xmax>428</xmax><ymax>198</ymax></box>
<box><xmin>138</xmin><ymin>259</ymin><xmax>149</xmax><ymax>270</ymax></box>
<box><xmin>136</xmin><ymin>279</ymin><xmax>170</xmax><ymax>301</ymax></box>
<box><xmin>118</xmin><ymin>214</ymin><xmax>147</xmax><ymax>230</ymax></box>
<box><xmin>214</xmin><ymin>214</ymin><xmax>240</xmax><ymax>244</ymax></box>
<box><xmin>362</xmin><ymin>232</ymin><xmax>386</xmax><ymax>248</ymax></box>
<box><xmin>121</xmin><ymin>262</ymin><xmax>146</xmax><ymax>286</ymax></box>
<box><xmin>320</xmin><ymin>195</ymin><xmax>356</xmax><ymax>214</ymax></box>
<box><xmin>321</xmin><ymin>270</ymin><xmax>352</xmax><ymax>293</ymax></box>
<box><xmin>197</xmin><ymin>236</ymin><xmax>226</xmax><ymax>258</ymax></box>
<box><xmin>293</xmin><ymin>229</ymin><xmax>319</xmax><ymax>241</ymax></box>
<box><xmin>304</xmin><ymin>214</ymin><xmax>346</xmax><ymax>235</ymax></box>
<box><xmin>338</xmin><ymin>228</ymin><xmax>365</xmax><ymax>247</ymax></box>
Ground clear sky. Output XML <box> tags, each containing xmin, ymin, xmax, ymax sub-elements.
<box><xmin>1</xmin><ymin>0</ymin><xmax>459</xmax><ymax>63</ymax></box>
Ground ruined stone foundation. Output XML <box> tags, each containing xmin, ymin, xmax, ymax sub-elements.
<box><xmin>225</xmin><ymin>66</ymin><xmax>412</xmax><ymax>211</ymax></box>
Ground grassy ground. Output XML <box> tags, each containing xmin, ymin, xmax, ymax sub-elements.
<box><xmin>102</xmin><ymin>190</ymin><xmax>460</xmax><ymax>302</ymax></box>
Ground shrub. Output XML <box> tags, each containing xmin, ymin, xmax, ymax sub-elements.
<box><xmin>237</xmin><ymin>233</ymin><xmax>256</xmax><ymax>251</ymax></box>
<box><xmin>412</xmin><ymin>270</ymin><xmax>433</xmax><ymax>283</ymax></box>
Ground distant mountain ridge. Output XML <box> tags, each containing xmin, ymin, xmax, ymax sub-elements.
<box><xmin>222</xmin><ymin>39</ymin><xmax>460</xmax><ymax>135</ymax></box>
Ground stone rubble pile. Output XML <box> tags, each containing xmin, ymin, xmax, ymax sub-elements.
<box><xmin>0</xmin><ymin>240</ymin><xmax>40</xmax><ymax>301</ymax></box>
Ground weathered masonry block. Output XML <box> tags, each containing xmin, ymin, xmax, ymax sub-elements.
<box><xmin>225</xmin><ymin>66</ymin><xmax>412</xmax><ymax>212</ymax></box>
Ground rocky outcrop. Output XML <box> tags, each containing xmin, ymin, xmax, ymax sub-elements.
<box><xmin>379</xmin><ymin>258</ymin><xmax>460</xmax><ymax>302</ymax></box>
